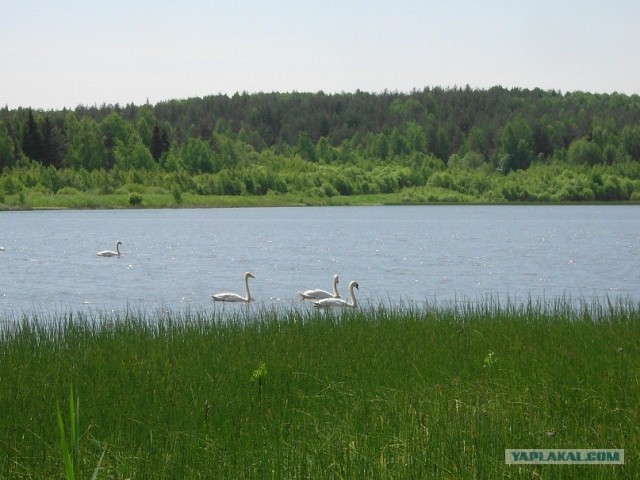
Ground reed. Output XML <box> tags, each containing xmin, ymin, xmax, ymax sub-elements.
<box><xmin>0</xmin><ymin>299</ymin><xmax>637</xmax><ymax>478</ymax></box>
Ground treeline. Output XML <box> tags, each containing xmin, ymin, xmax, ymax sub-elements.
<box><xmin>1</xmin><ymin>86</ymin><xmax>640</xmax><ymax>202</ymax></box>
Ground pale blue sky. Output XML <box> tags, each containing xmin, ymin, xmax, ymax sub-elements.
<box><xmin>2</xmin><ymin>0</ymin><xmax>639</xmax><ymax>110</ymax></box>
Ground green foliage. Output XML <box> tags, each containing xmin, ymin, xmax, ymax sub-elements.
<box><xmin>500</xmin><ymin>118</ymin><xmax>534</xmax><ymax>172</ymax></box>
<box><xmin>1</xmin><ymin>157</ymin><xmax>638</xmax><ymax>206</ymax></box>
<box><xmin>172</xmin><ymin>185</ymin><xmax>183</xmax><ymax>204</ymax></box>
<box><xmin>100</xmin><ymin>111</ymin><xmax>132</xmax><ymax>168</ymax></box>
<box><xmin>56</xmin><ymin>385</ymin><xmax>79</xmax><ymax>480</ymax></box>
<box><xmin>64</xmin><ymin>117</ymin><xmax>107</xmax><ymax>170</ymax></box>
<box><xmin>129</xmin><ymin>193</ymin><xmax>143</xmax><ymax>206</ymax></box>
<box><xmin>57</xmin><ymin>186</ymin><xmax>82</xmax><ymax>195</ymax></box>
<box><xmin>181</xmin><ymin>137</ymin><xmax>217</xmax><ymax>174</ymax></box>
<box><xmin>568</xmin><ymin>137</ymin><xmax>604</xmax><ymax>165</ymax></box>
<box><xmin>0</xmin><ymin>121</ymin><xmax>16</xmax><ymax>169</ymax></box>
<box><xmin>621</xmin><ymin>124</ymin><xmax>640</xmax><ymax>160</ymax></box>
<box><xmin>296</xmin><ymin>131</ymin><xmax>317</xmax><ymax>162</ymax></box>
<box><xmin>2</xmin><ymin>174</ymin><xmax>22</xmax><ymax>195</ymax></box>
<box><xmin>114</xmin><ymin>133</ymin><xmax>155</xmax><ymax>170</ymax></box>
<box><xmin>56</xmin><ymin>385</ymin><xmax>105</xmax><ymax>480</ymax></box>
<box><xmin>135</xmin><ymin>105</ymin><xmax>156</xmax><ymax>147</ymax></box>
<box><xmin>1</xmin><ymin>88</ymin><xmax>640</xmax><ymax>205</ymax></box>
<box><xmin>448</xmin><ymin>151</ymin><xmax>486</xmax><ymax>170</ymax></box>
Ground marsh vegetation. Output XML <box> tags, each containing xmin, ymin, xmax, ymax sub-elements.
<box><xmin>1</xmin><ymin>300</ymin><xmax>637</xmax><ymax>478</ymax></box>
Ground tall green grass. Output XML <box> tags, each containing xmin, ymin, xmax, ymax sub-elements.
<box><xmin>0</xmin><ymin>300</ymin><xmax>638</xmax><ymax>478</ymax></box>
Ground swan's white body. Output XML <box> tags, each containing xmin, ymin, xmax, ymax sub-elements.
<box><xmin>299</xmin><ymin>274</ymin><xmax>340</xmax><ymax>300</ymax></box>
<box><xmin>0</xmin><ymin>246</ymin><xmax>5</xmax><ymax>251</ymax></box>
<box><xmin>313</xmin><ymin>281</ymin><xmax>359</xmax><ymax>308</ymax></box>
<box><xmin>212</xmin><ymin>272</ymin><xmax>255</xmax><ymax>302</ymax></box>
<box><xmin>97</xmin><ymin>241</ymin><xmax>122</xmax><ymax>257</ymax></box>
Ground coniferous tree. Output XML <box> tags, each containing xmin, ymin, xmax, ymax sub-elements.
<box><xmin>150</xmin><ymin>123</ymin><xmax>170</xmax><ymax>161</ymax></box>
<box><xmin>41</xmin><ymin>117</ymin><xmax>66</xmax><ymax>168</ymax></box>
<box><xmin>0</xmin><ymin>121</ymin><xmax>15</xmax><ymax>169</ymax></box>
<box><xmin>22</xmin><ymin>109</ymin><xmax>43</xmax><ymax>162</ymax></box>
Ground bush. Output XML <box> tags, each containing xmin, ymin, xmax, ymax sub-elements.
<box><xmin>115</xmin><ymin>183</ymin><xmax>146</xmax><ymax>194</ymax></box>
<box><xmin>2</xmin><ymin>176</ymin><xmax>22</xmax><ymax>195</ymax></box>
<box><xmin>56</xmin><ymin>187</ymin><xmax>81</xmax><ymax>195</ymax></box>
<box><xmin>332</xmin><ymin>176</ymin><xmax>354</xmax><ymax>195</ymax></box>
<box><xmin>322</xmin><ymin>183</ymin><xmax>338</xmax><ymax>197</ymax></box>
<box><xmin>172</xmin><ymin>186</ymin><xmax>183</xmax><ymax>204</ymax></box>
<box><xmin>568</xmin><ymin>137</ymin><xmax>604</xmax><ymax>165</ymax></box>
<box><xmin>428</xmin><ymin>171</ymin><xmax>454</xmax><ymax>189</ymax></box>
<box><xmin>308</xmin><ymin>186</ymin><xmax>326</xmax><ymax>197</ymax></box>
<box><xmin>129</xmin><ymin>193</ymin><xmax>143</xmax><ymax>206</ymax></box>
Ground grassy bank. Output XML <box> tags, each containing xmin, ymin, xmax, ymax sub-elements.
<box><xmin>2</xmin><ymin>190</ymin><xmax>638</xmax><ymax>210</ymax></box>
<box><xmin>0</xmin><ymin>192</ymin><xmax>378</xmax><ymax>209</ymax></box>
<box><xmin>1</xmin><ymin>301</ymin><xmax>638</xmax><ymax>478</ymax></box>
<box><xmin>0</xmin><ymin>188</ymin><xmax>483</xmax><ymax>210</ymax></box>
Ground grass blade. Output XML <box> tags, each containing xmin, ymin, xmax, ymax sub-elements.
<box><xmin>56</xmin><ymin>401</ymin><xmax>75</xmax><ymax>480</ymax></box>
<box><xmin>90</xmin><ymin>445</ymin><xmax>107</xmax><ymax>480</ymax></box>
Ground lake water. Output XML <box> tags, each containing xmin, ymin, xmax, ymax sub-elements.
<box><xmin>1</xmin><ymin>205</ymin><xmax>639</xmax><ymax>316</ymax></box>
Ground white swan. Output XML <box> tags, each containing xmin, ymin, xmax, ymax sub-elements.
<box><xmin>299</xmin><ymin>274</ymin><xmax>341</xmax><ymax>300</ymax></box>
<box><xmin>97</xmin><ymin>241</ymin><xmax>122</xmax><ymax>257</ymax></box>
<box><xmin>212</xmin><ymin>272</ymin><xmax>255</xmax><ymax>302</ymax></box>
<box><xmin>0</xmin><ymin>246</ymin><xmax>5</xmax><ymax>251</ymax></box>
<box><xmin>313</xmin><ymin>281</ymin><xmax>359</xmax><ymax>308</ymax></box>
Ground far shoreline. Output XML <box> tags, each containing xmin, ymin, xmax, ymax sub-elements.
<box><xmin>1</xmin><ymin>192</ymin><xmax>639</xmax><ymax>211</ymax></box>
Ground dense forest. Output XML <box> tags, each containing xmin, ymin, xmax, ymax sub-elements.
<box><xmin>2</xmin><ymin>85</ymin><xmax>640</xmax><ymax>205</ymax></box>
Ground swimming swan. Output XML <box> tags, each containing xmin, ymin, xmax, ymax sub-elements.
<box><xmin>299</xmin><ymin>274</ymin><xmax>341</xmax><ymax>300</ymax></box>
<box><xmin>97</xmin><ymin>241</ymin><xmax>122</xmax><ymax>257</ymax></box>
<box><xmin>313</xmin><ymin>281</ymin><xmax>359</xmax><ymax>308</ymax></box>
<box><xmin>212</xmin><ymin>272</ymin><xmax>255</xmax><ymax>302</ymax></box>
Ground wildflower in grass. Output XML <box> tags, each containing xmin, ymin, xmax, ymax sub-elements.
<box><xmin>251</xmin><ymin>362</ymin><xmax>268</xmax><ymax>401</ymax></box>
<box><xmin>483</xmin><ymin>351</ymin><xmax>497</xmax><ymax>368</ymax></box>
<box><xmin>251</xmin><ymin>362</ymin><xmax>268</xmax><ymax>383</ymax></box>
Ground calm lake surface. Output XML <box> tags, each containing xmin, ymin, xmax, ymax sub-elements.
<box><xmin>1</xmin><ymin>205</ymin><xmax>639</xmax><ymax>316</ymax></box>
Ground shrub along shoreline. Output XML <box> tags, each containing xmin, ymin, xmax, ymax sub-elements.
<box><xmin>1</xmin><ymin>190</ymin><xmax>639</xmax><ymax>211</ymax></box>
<box><xmin>1</xmin><ymin>300</ymin><xmax>638</xmax><ymax>478</ymax></box>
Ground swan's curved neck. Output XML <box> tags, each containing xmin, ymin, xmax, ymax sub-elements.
<box><xmin>332</xmin><ymin>277</ymin><xmax>339</xmax><ymax>296</ymax></box>
<box><xmin>244</xmin><ymin>276</ymin><xmax>251</xmax><ymax>301</ymax></box>
<box><xmin>349</xmin><ymin>285</ymin><xmax>357</xmax><ymax>307</ymax></box>
<box><xmin>116</xmin><ymin>243</ymin><xmax>121</xmax><ymax>255</ymax></box>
